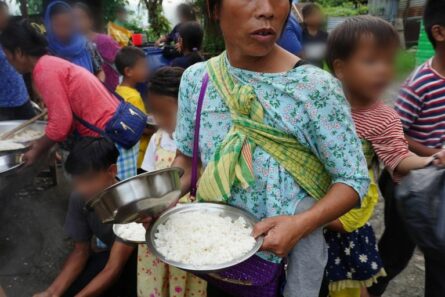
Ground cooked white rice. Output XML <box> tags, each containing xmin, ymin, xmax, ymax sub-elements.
<box><xmin>114</xmin><ymin>223</ymin><xmax>146</xmax><ymax>242</ymax></box>
<box><xmin>154</xmin><ymin>211</ymin><xmax>256</xmax><ymax>266</ymax></box>
<box><xmin>0</xmin><ymin>129</ymin><xmax>44</xmax><ymax>143</ymax></box>
<box><xmin>0</xmin><ymin>141</ymin><xmax>25</xmax><ymax>152</ymax></box>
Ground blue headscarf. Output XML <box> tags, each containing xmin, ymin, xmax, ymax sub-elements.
<box><xmin>44</xmin><ymin>1</ymin><xmax>94</xmax><ymax>72</ymax></box>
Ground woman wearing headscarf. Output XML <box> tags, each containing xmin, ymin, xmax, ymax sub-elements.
<box><xmin>44</xmin><ymin>1</ymin><xmax>105</xmax><ymax>80</ymax></box>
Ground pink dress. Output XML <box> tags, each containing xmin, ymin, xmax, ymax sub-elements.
<box><xmin>33</xmin><ymin>55</ymin><xmax>119</xmax><ymax>142</ymax></box>
<box><xmin>93</xmin><ymin>33</ymin><xmax>121</xmax><ymax>91</ymax></box>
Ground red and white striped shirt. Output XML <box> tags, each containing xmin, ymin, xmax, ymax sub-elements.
<box><xmin>352</xmin><ymin>102</ymin><xmax>412</xmax><ymax>173</ymax></box>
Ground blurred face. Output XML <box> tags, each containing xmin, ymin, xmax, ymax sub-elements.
<box><xmin>333</xmin><ymin>36</ymin><xmax>398</xmax><ymax>103</ymax></box>
<box><xmin>217</xmin><ymin>0</ymin><xmax>290</xmax><ymax>58</ymax></box>
<box><xmin>73</xmin><ymin>7</ymin><xmax>93</xmax><ymax>35</ymax></box>
<box><xmin>71</xmin><ymin>165</ymin><xmax>117</xmax><ymax>200</ymax></box>
<box><xmin>148</xmin><ymin>93</ymin><xmax>178</xmax><ymax>135</ymax></box>
<box><xmin>0</xmin><ymin>5</ymin><xmax>9</xmax><ymax>31</ymax></box>
<box><xmin>51</xmin><ymin>12</ymin><xmax>74</xmax><ymax>43</ymax></box>
<box><xmin>125</xmin><ymin>57</ymin><xmax>149</xmax><ymax>83</ymax></box>
<box><xmin>116</xmin><ymin>11</ymin><xmax>127</xmax><ymax>23</ymax></box>
<box><xmin>305</xmin><ymin>9</ymin><xmax>324</xmax><ymax>28</ymax></box>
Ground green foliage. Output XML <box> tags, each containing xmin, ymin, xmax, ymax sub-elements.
<box><xmin>322</xmin><ymin>2</ymin><xmax>368</xmax><ymax>17</ymax></box>
<box><xmin>103</xmin><ymin>0</ymin><xmax>129</xmax><ymax>23</ymax></box>
<box><xmin>396</xmin><ymin>49</ymin><xmax>416</xmax><ymax>81</ymax></box>
<box><xmin>147</xmin><ymin>5</ymin><xmax>170</xmax><ymax>41</ymax></box>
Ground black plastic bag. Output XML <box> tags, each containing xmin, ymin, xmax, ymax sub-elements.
<box><xmin>396</xmin><ymin>166</ymin><xmax>445</xmax><ymax>255</ymax></box>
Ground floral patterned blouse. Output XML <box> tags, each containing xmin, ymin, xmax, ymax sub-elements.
<box><xmin>176</xmin><ymin>60</ymin><xmax>369</xmax><ymax>226</ymax></box>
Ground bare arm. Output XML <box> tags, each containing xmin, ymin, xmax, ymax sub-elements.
<box><xmin>253</xmin><ymin>183</ymin><xmax>358</xmax><ymax>257</ymax></box>
<box><xmin>395</xmin><ymin>154</ymin><xmax>433</xmax><ymax>176</ymax></box>
<box><xmin>33</xmin><ymin>242</ymin><xmax>90</xmax><ymax>297</ymax></box>
<box><xmin>406</xmin><ymin>136</ymin><xmax>441</xmax><ymax>157</ymax></box>
<box><xmin>171</xmin><ymin>150</ymin><xmax>197</xmax><ymax>196</ymax></box>
<box><xmin>75</xmin><ymin>242</ymin><xmax>135</xmax><ymax>297</ymax></box>
<box><xmin>23</xmin><ymin>135</ymin><xmax>56</xmax><ymax>166</ymax></box>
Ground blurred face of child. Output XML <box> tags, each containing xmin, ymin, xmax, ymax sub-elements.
<box><xmin>305</xmin><ymin>9</ymin><xmax>324</xmax><ymax>28</ymax></box>
<box><xmin>71</xmin><ymin>165</ymin><xmax>117</xmax><ymax>200</ymax></box>
<box><xmin>333</xmin><ymin>36</ymin><xmax>398</xmax><ymax>103</ymax></box>
<box><xmin>148</xmin><ymin>92</ymin><xmax>178</xmax><ymax>135</ymax></box>
<box><xmin>73</xmin><ymin>7</ymin><xmax>93</xmax><ymax>35</ymax></box>
<box><xmin>51</xmin><ymin>12</ymin><xmax>74</xmax><ymax>43</ymax></box>
<box><xmin>125</xmin><ymin>57</ymin><xmax>149</xmax><ymax>83</ymax></box>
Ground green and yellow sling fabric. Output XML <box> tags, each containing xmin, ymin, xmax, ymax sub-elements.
<box><xmin>196</xmin><ymin>52</ymin><xmax>331</xmax><ymax>202</ymax></box>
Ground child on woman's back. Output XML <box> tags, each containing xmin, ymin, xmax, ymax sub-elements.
<box><xmin>324</xmin><ymin>15</ymin><xmax>445</xmax><ymax>297</ymax></box>
<box><xmin>138</xmin><ymin>67</ymin><xmax>207</xmax><ymax>297</ymax></box>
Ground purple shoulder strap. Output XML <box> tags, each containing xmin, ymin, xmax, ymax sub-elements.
<box><xmin>190</xmin><ymin>73</ymin><xmax>209</xmax><ymax>197</ymax></box>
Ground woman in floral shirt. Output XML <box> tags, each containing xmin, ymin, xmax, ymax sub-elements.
<box><xmin>172</xmin><ymin>1</ymin><xmax>369</xmax><ymax>296</ymax></box>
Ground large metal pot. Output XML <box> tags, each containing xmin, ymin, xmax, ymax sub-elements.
<box><xmin>87</xmin><ymin>167</ymin><xmax>184</xmax><ymax>224</ymax></box>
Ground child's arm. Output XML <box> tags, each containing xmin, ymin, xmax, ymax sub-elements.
<box><xmin>394</xmin><ymin>154</ymin><xmax>434</xmax><ymax>176</ymax></box>
<box><xmin>406</xmin><ymin>135</ymin><xmax>442</xmax><ymax>157</ymax></box>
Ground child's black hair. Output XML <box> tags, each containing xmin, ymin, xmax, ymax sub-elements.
<box><xmin>0</xmin><ymin>19</ymin><xmax>48</xmax><ymax>57</ymax></box>
<box><xmin>302</xmin><ymin>3</ymin><xmax>321</xmax><ymax>19</ymax></box>
<box><xmin>177</xmin><ymin>3</ymin><xmax>196</xmax><ymax>21</ymax></box>
<box><xmin>424</xmin><ymin>0</ymin><xmax>445</xmax><ymax>48</ymax></box>
<box><xmin>179</xmin><ymin>21</ymin><xmax>204</xmax><ymax>64</ymax></box>
<box><xmin>65</xmin><ymin>137</ymin><xmax>119</xmax><ymax>176</ymax></box>
<box><xmin>326</xmin><ymin>15</ymin><xmax>399</xmax><ymax>74</ymax></box>
<box><xmin>148</xmin><ymin>67</ymin><xmax>184</xmax><ymax>99</ymax></box>
<box><xmin>115</xmin><ymin>46</ymin><xmax>146</xmax><ymax>76</ymax></box>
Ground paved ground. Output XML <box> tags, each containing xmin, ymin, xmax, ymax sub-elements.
<box><xmin>0</xmin><ymin>171</ymin><xmax>426</xmax><ymax>297</ymax></box>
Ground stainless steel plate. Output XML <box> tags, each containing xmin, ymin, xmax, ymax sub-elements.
<box><xmin>87</xmin><ymin>168</ymin><xmax>184</xmax><ymax>224</ymax></box>
<box><xmin>146</xmin><ymin>203</ymin><xmax>264</xmax><ymax>272</ymax></box>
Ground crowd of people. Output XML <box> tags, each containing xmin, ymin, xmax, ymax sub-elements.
<box><xmin>1</xmin><ymin>0</ymin><xmax>445</xmax><ymax>297</ymax></box>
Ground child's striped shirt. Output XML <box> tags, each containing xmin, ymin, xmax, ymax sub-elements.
<box><xmin>395</xmin><ymin>59</ymin><xmax>445</xmax><ymax>149</ymax></box>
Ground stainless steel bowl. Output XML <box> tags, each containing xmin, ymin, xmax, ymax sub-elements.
<box><xmin>146</xmin><ymin>203</ymin><xmax>264</xmax><ymax>273</ymax></box>
<box><xmin>0</xmin><ymin>151</ymin><xmax>24</xmax><ymax>175</ymax></box>
<box><xmin>87</xmin><ymin>167</ymin><xmax>184</xmax><ymax>224</ymax></box>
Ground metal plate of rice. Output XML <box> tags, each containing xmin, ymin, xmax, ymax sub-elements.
<box><xmin>146</xmin><ymin>203</ymin><xmax>264</xmax><ymax>272</ymax></box>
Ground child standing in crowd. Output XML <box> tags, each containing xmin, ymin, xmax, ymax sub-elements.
<box><xmin>325</xmin><ymin>15</ymin><xmax>445</xmax><ymax>297</ymax></box>
<box><xmin>302</xmin><ymin>3</ymin><xmax>328</xmax><ymax>68</ymax></box>
<box><xmin>171</xmin><ymin>21</ymin><xmax>204</xmax><ymax>69</ymax></box>
<box><xmin>368</xmin><ymin>1</ymin><xmax>445</xmax><ymax>296</ymax></box>
<box><xmin>34</xmin><ymin>138</ymin><xmax>137</xmax><ymax>297</ymax></box>
<box><xmin>115</xmin><ymin>46</ymin><xmax>150</xmax><ymax>168</ymax></box>
<box><xmin>138</xmin><ymin>67</ymin><xmax>206</xmax><ymax>297</ymax></box>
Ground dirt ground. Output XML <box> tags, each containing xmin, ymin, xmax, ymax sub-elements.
<box><xmin>0</xmin><ymin>171</ymin><xmax>426</xmax><ymax>297</ymax></box>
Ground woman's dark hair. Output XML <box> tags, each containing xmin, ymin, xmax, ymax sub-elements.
<box><xmin>148</xmin><ymin>67</ymin><xmax>185</xmax><ymax>99</ymax></box>
<box><xmin>302</xmin><ymin>3</ymin><xmax>321</xmax><ymax>19</ymax></box>
<box><xmin>65</xmin><ymin>137</ymin><xmax>119</xmax><ymax>176</ymax></box>
<box><xmin>73</xmin><ymin>2</ymin><xmax>93</xmax><ymax>19</ymax></box>
<box><xmin>177</xmin><ymin>3</ymin><xmax>196</xmax><ymax>21</ymax></box>
<box><xmin>179</xmin><ymin>21</ymin><xmax>204</xmax><ymax>64</ymax></box>
<box><xmin>0</xmin><ymin>19</ymin><xmax>48</xmax><ymax>57</ymax></box>
<box><xmin>49</xmin><ymin>2</ymin><xmax>71</xmax><ymax>18</ymax></box>
<box><xmin>326</xmin><ymin>15</ymin><xmax>399</xmax><ymax>74</ymax></box>
<box><xmin>115</xmin><ymin>46</ymin><xmax>146</xmax><ymax>75</ymax></box>
<box><xmin>424</xmin><ymin>0</ymin><xmax>445</xmax><ymax>48</ymax></box>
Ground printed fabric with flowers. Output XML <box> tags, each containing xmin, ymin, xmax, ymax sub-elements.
<box><xmin>175</xmin><ymin>60</ymin><xmax>369</xmax><ymax>262</ymax></box>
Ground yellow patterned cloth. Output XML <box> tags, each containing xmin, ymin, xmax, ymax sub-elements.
<box><xmin>197</xmin><ymin>52</ymin><xmax>331</xmax><ymax>202</ymax></box>
<box><xmin>339</xmin><ymin>140</ymin><xmax>379</xmax><ymax>232</ymax></box>
<box><xmin>137</xmin><ymin>131</ymin><xmax>206</xmax><ymax>297</ymax></box>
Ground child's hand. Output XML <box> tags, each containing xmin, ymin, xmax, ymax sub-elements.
<box><xmin>433</xmin><ymin>150</ymin><xmax>445</xmax><ymax>167</ymax></box>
